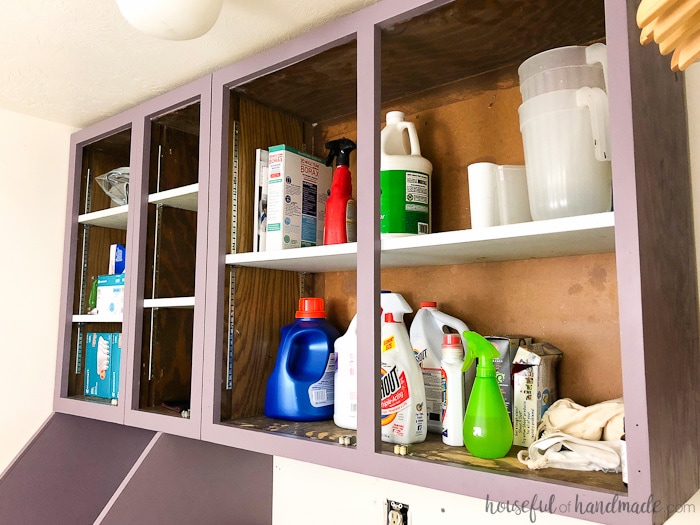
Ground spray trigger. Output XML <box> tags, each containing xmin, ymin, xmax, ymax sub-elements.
<box><xmin>461</xmin><ymin>331</ymin><xmax>499</xmax><ymax>372</ymax></box>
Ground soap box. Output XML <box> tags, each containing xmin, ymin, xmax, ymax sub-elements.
<box><xmin>265</xmin><ymin>145</ymin><xmax>332</xmax><ymax>250</ymax></box>
<box><xmin>512</xmin><ymin>342</ymin><xmax>562</xmax><ymax>447</ymax></box>
<box><xmin>84</xmin><ymin>332</ymin><xmax>121</xmax><ymax>400</ymax></box>
<box><xmin>485</xmin><ymin>335</ymin><xmax>533</xmax><ymax>420</ymax></box>
<box><xmin>96</xmin><ymin>273</ymin><xmax>124</xmax><ymax>316</ymax></box>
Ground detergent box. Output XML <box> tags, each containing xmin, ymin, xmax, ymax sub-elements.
<box><xmin>108</xmin><ymin>243</ymin><xmax>126</xmax><ymax>274</ymax></box>
<box><xmin>84</xmin><ymin>332</ymin><xmax>122</xmax><ymax>401</ymax></box>
<box><xmin>485</xmin><ymin>335</ymin><xmax>533</xmax><ymax>421</ymax></box>
<box><xmin>265</xmin><ymin>145</ymin><xmax>331</xmax><ymax>250</ymax></box>
<box><xmin>512</xmin><ymin>342</ymin><xmax>562</xmax><ymax>447</ymax></box>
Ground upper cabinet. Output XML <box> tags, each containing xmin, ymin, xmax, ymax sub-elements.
<box><xmin>124</xmin><ymin>77</ymin><xmax>212</xmax><ymax>439</ymax></box>
<box><xmin>54</xmin><ymin>112</ymin><xmax>135</xmax><ymax>424</ymax></box>
<box><xmin>55</xmin><ymin>1</ymin><xmax>699</xmax><ymax>523</ymax></box>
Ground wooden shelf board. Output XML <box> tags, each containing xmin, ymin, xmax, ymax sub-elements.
<box><xmin>222</xmin><ymin>416</ymin><xmax>625</xmax><ymax>494</ymax></box>
<box><xmin>143</xmin><ymin>296</ymin><xmax>195</xmax><ymax>309</ymax></box>
<box><xmin>225</xmin><ymin>213</ymin><xmax>614</xmax><ymax>273</ymax></box>
<box><xmin>223</xmin><ymin>415</ymin><xmax>355</xmax><ymax>446</ymax></box>
<box><xmin>72</xmin><ymin>314</ymin><xmax>123</xmax><ymax>324</ymax></box>
<box><xmin>148</xmin><ymin>183</ymin><xmax>199</xmax><ymax>212</ymax></box>
<box><xmin>78</xmin><ymin>206</ymin><xmax>128</xmax><ymax>229</ymax></box>
<box><xmin>390</xmin><ymin>434</ymin><xmax>626</xmax><ymax>494</ymax></box>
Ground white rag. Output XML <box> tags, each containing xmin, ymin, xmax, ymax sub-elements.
<box><xmin>517</xmin><ymin>398</ymin><xmax>625</xmax><ymax>471</ymax></box>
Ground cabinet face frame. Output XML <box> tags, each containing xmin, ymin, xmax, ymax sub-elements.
<box><xmin>122</xmin><ymin>76</ymin><xmax>212</xmax><ymax>439</ymax></box>
<box><xmin>54</xmin><ymin>110</ymin><xmax>139</xmax><ymax>424</ymax></box>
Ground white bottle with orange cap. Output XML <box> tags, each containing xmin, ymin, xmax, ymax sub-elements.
<box><xmin>440</xmin><ymin>333</ymin><xmax>466</xmax><ymax>446</ymax></box>
<box><xmin>380</xmin><ymin>292</ymin><xmax>427</xmax><ymax>444</ymax></box>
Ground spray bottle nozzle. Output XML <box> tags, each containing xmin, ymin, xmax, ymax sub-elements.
<box><xmin>461</xmin><ymin>331</ymin><xmax>499</xmax><ymax>376</ymax></box>
<box><xmin>325</xmin><ymin>138</ymin><xmax>356</xmax><ymax>168</ymax></box>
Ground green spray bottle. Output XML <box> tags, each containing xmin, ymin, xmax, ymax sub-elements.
<box><xmin>461</xmin><ymin>331</ymin><xmax>513</xmax><ymax>459</ymax></box>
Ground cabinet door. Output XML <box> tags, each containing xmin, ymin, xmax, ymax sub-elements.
<box><xmin>54</xmin><ymin>113</ymin><xmax>136</xmax><ymax>424</ymax></box>
<box><xmin>124</xmin><ymin>76</ymin><xmax>212</xmax><ymax>439</ymax></box>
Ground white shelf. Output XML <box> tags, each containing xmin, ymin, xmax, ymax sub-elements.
<box><xmin>78</xmin><ymin>206</ymin><xmax>128</xmax><ymax>229</ymax></box>
<box><xmin>72</xmin><ymin>314</ymin><xmax>122</xmax><ymax>324</ymax></box>
<box><xmin>225</xmin><ymin>213</ymin><xmax>614</xmax><ymax>273</ymax></box>
<box><xmin>143</xmin><ymin>296</ymin><xmax>195</xmax><ymax>309</ymax></box>
<box><xmin>226</xmin><ymin>242</ymin><xmax>357</xmax><ymax>273</ymax></box>
<box><xmin>148</xmin><ymin>183</ymin><xmax>198</xmax><ymax>212</ymax></box>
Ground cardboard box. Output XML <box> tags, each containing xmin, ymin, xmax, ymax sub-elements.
<box><xmin>96</xmin><ymin>273</ymin><xmax>124</xmax><ymax>316</ymax></box>
<box><xmin>512</xmin><ymin>342</ymin><xmax>562</xmax><ymax>447</ymax></box>
<box><xmin>265</xmin><ymin>145</ymin><xmax>332</xmax><ymax>250</ymax></box>
<box><xmin>485</xmin><ymin>335</ymin><xmax>533</xmax><ymax>420</ymax></box>
<box><xmin>84</xmin><ymin>332</ymin><xmax>121</xmax><ymax>400</ymax></box>
<box><xmin>109</xmin><ymin>243</ymin><xmax>126</xmax><ymax>274</ymax></box>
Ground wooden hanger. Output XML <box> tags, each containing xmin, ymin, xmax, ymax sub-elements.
<box><xmin>638</xmin><ymin>0</ymin><xmax>700</xmax><ymax>70</ymax></box>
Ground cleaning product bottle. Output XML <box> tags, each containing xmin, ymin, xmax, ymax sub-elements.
<box><xmin>324</xmin><ymin>138</ymin><xmax>357</xmax><ymax>245</ymax></box>
<box><xmin>462</xmin><ymin>331</ymin><xmax>514</xmax><ymax>459</ymax></box>
<box><xmin>441</xmin><ymin>333</ymin><xmax>466</xmax><ymax>446</ymax></box>
<box><xmin>334</xmin><ymin>291</ymin><xmax>412</xmax><ymax>431</ymax></box>
<box><xmin>409</xmin><ymin>301</ymin><xmax>472</xmax><ymax>434</ymax></box>
<box><xmin>333</xmin><ymin>314</ymin><xmax>358</xmax><ymax>430</ymax></box>
<box><xmin>380</xmin><ymin>292</ymin><xmax>427</xmax><ymax>444</ymax></box>
<box><xmin>380</xmin><ymin>111</ymin><xmax>433</xmax><ymax>236</ymax></box>
<box><xmin>264</xmin><ymin>298</ymin><xmax>340</xmax><ymax>421</ymax></box>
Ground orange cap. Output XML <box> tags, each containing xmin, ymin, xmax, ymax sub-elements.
<box><xmin>296</xmin><ymin>297</ymin><xmax>326</xmax><ymax>318</ymax></box>
<box><xmin>420</xmin><ymin>301</ymin><xmax>437</xmax><ymax>308</ymax></box>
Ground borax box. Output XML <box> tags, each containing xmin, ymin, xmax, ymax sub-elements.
<box><xmin>265</xmin><ymin>145</ymin><xmax>331</xmax><ymax>250</ymax></box>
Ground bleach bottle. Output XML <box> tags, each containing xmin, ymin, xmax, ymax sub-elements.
<box><xmin>334</xmin><ymin>291</ymin><xmax>413</xmax><ymax>431</ymax></box>
<box><xmin>409</xmin><ymin>302</ymin><xmax>473</xmax><ymax>434</ymax></box>
<box><xmin>380</xmin><ymin>291</ymin><xmax>427</xmax><ymax>444</ymax></box>
<box><xmin>333</xmin><ymin>315</ymin><xmax>358</xmax><ymax>430</ymax></box>
<box><xmin>380</xmin><ymin>111</ymin><xmax>433</xmax><ymax>236</ymax></box>
<box><xmin>264</xmin><ymin>298</ymin><xmax>339</xmax><ymax>421</ymax></box>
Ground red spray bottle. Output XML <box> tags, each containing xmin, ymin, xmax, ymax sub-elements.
<box><xmin>324</xmin><ymin>138</ymin><xmax>357</xmax><ymax>245</ymax></box>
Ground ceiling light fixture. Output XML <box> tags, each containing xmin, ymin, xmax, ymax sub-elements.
<box><xmin>116</xmin><ymin>0</ymin><xmax>224</xmax><ymax>41</ymax></box>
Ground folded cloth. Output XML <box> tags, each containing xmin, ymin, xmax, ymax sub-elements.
<box><xmin>537</xmin><ymin>398</ymin><xmax>624</xmax><ymax>441</ymax></box>
<box><xmin>517</xmin><ymin>432</ymin><xmax>623</xmax><ymax>472</ymax></box>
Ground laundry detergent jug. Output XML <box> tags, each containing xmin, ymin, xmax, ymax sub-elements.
<box><xmin>264</xmin><ymin>298</ymin><xmax>339</xmax><ymax>421</ymax></box>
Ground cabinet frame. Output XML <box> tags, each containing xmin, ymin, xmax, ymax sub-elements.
<box><xmin>54</xmin><ymin>109</ymin><xmax>140</xmax><ymax>424</ymax></box>
<box><xmin>52</xmin><ymin>0</ymin><xmax>699</xmax><ymax>523</ymax></box>
<box><xmin>123</xmin><ymin>76</ymin><xmax>213</xmax><ymax>439</ymax></box>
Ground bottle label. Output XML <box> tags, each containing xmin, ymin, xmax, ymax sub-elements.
<box><xmin>382</xmin><ymin>336</ymin><xmax>396</xmax><ymax>352</ymax></box>
<box><xmin>380</xmin><ymin>365</ymin><xmax>410</xmax><ymax>426</ymax></box>
<box><xmin>380</xmin><ymin>170</ymin><xmax>430</xmax><ymax>234</ymax></box>
<box><xmin>441</xmin><ymin>368</ymin><xmax>448</xmax><ymax>422</ymax></box>
<box><xmin>308</xmin><ymin>353</ymin><xmax>335</xmax><ymax>407</ymax></box>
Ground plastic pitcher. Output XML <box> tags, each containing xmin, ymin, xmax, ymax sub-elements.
<box><xmin>518</xmin><ymin>86</ymin><xmax>612</xmax><ymax>221</ymax></box>
<box><xmin>518</xmin><ymin>43</ymin><xmax>608</xmax><ymax>102</ymax></box>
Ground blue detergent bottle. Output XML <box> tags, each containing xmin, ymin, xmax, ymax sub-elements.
<box><xmin>264</xmin><ymin>297</ymin><xmax>340</xmax><ymax>421</ymax></box>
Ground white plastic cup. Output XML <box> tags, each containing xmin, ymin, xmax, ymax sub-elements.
<box><xmin>468</xmin><ymin>162</ymin><xmax>500</xmax><ymax>229</ymax></box>
<box><xmin>497</xmin><ymin>165</ymin><xmax>532</xmax><ymax>225</ymax></box>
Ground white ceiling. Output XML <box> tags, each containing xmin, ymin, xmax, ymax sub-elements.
<box><xmin>0</xmin><ymin>0</ymin><xmax>377</xmax><ymax>129</ymax></box>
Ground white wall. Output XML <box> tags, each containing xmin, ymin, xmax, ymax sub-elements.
<box><xmin>0</xmin><ymin>64</ymin><xmax>698</xmax><ymax>525</ymax></box>
<box><xmin>0</xmin><ymin>108</ymin><xmax>74</xmax><ymax>473</ymax></box>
